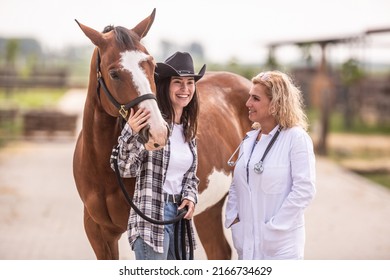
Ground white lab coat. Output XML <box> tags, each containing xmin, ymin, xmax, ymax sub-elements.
<box><xmin>225</xmin><ymin>125</ymin><xmax>316</xmax><ymax>260</ymax></box>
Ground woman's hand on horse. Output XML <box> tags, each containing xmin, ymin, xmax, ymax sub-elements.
<box><xmin>179</xmin><ymin>199</ymin><xmax>195</xmax><ymax>220</ymax></box>
<box><xmin>128</xmin><ymin>108</ymin><xmax>150</xmax><ymax>133</ymax></box>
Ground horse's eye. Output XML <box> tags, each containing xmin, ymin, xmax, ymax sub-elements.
<box><xmin>109</xmin><ymin>70</ymin><xmax>120</xmax><ymax>80</ymax></box>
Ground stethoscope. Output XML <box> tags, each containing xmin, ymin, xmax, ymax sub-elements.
<box><xmin>227</xmin><ymin>135</ymin><xmax>247</xmax><ymax>167</ymax></box>
<box><xmin>227</xmin><ymin>126</ymin><xmax>282</xmax><ymax>174</ymax></box>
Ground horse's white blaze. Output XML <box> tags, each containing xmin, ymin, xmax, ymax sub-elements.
<box><xmin>120</xmin><ymin>50</ymin><xmax>151</xmax><ymax>96</ymax></box>
<box><xmin>120</xmin><ymin>50</ymin><xmax>167</xmax><ymax>148</ymax></box>
<box><xmin>195</xmin><ymin>168</ymin><xmax>231</xmax><ymax>215</ymax></box>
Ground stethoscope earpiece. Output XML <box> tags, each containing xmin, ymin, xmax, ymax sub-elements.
<box><xmin>226</xmin><ymin>135</ymin><xmax>248</xmax><ymax>167</ymax></box>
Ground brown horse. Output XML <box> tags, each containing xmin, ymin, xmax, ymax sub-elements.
<box><xmin>73</xmin><ymin>9</ymin><xmax>168</xmax><ymax>260</ymax></box>
<box><xmin>73</xmin><ymin>9</ymin><xmax>252</xmax><ymax>260</ymax></box>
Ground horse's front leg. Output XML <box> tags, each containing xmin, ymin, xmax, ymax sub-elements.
<box><xmin>83</xmin><ymin>207</ymin><xmax>120</xmax><ymax>260</ymax></box>
<box><xmin>194</xmin><ymin>196</ymin><xmax>232</xmax><ymax>260</ymax></box>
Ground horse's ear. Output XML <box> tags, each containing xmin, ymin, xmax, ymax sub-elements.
<box><xmin>132</xmin><ymin>8</ymin><xmax>156</xmax><ymax>39</ymax></box>
<box><xmin>75</xmin><ymin>19</ymin><xmax>106</xmax><ymax>47</ymax></box>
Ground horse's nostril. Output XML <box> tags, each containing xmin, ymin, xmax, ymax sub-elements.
<box><xmin>153</xmin><ymin>143</ymin><xmax>160</xmax><ymax>148</ymax></box>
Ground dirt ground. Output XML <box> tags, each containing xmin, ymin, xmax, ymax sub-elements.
<box><xmin>1</xmin><ymin>89</ymin><xmax>390</xmax><ymax>260</ymax></box>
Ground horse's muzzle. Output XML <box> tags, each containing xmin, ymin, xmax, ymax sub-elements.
<box><xmin>139</xmin><ymin>123</ymin><xmax>169</xmax><ymax>150</ymax></box>
<box><xmin>138</xmin><ymin>124</ymin><xmax>150</xmax><ymax>145</ymax></box>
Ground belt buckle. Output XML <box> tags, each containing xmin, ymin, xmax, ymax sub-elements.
<box><xmin>164</xmin><ymin>193</ymin><xmax>173</xmax><ymax>203</ymax></box>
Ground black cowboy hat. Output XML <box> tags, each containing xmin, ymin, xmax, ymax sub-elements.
<box><xmin>155</xmin><ymin>51</ymin><xmax>206</xmax><ymax>81</ymax></box>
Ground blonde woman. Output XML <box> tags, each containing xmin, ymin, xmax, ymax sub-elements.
<box><xmin>225</xmin><ymin>71</ymin><xmax>316</xmax><ymax>260</ymax></box>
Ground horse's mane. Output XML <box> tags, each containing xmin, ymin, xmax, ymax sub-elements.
<box><xmin>102</xmin><ymin>25</ymin><xmax>135</xmax><ymax>49</ymax></box>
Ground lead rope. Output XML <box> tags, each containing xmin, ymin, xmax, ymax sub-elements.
<box><xmin>174</xmin><ymin>219</ymin><xmax>194</xmax><ymax>260</ymax></box>
<box><xmin>113</xmin><ymin>153</ymin><xmax>194</xmax><ymax>259</ymax></box>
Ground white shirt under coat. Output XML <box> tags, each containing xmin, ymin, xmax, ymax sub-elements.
<box><xmin>225</xmin><ymin>125</ymin><xmax>316</xmax><ymax>260</ymax></box>
<box><xmin>163</xmin><ymin>124</ymin><xmax>193</xmax><ymax>195</ymax></box>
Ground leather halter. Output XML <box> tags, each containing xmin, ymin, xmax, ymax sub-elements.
<box><xmin>96</xmin><ymin>49</ymin><xmax>157</xmax><ymax>120</ymax></box>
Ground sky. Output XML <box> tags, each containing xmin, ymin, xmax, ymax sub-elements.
<box><xmin>1</xmin><ymin>0</ymin><xmax>390</xmax><ymax>64</ymax></box>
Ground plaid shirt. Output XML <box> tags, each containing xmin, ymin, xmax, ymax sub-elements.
<box><xmin>110</xmin><ymin>123</ymin><xmax>199</xmax><ymax>254</ymax></box>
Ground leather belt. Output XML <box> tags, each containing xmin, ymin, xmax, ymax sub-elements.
<box><xmin>164</xmin><ymin>193</ymin><xmax>182</xmax><ymax>203</ymax></box>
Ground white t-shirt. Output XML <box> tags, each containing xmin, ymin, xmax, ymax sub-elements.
<box><xmin>163</xmin><ymin>124</ymin><xmax>193</xmax><ymax>195</ymax></box>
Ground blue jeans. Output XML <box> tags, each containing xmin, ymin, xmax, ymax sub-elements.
<box><xmin>133</xmin><ymin>202</ymin><xmax>184</xmax><ymax>260</ymax></box>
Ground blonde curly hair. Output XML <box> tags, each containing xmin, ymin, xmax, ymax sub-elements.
<box><xmin>251</xmin><ymin>71</ymin><xmax>308</xmax><ymax>131</ymax></box>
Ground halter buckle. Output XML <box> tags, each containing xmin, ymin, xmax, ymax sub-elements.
<box><xmin>119</xmin><ymin>105</ymin><xmax>128</xmax><ymax>119</ymax></box>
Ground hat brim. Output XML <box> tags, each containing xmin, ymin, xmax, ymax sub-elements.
<box><xmin>155</xmin><ymin>63</ymin><xmax>206</xmax><ymax>82</ymax></box>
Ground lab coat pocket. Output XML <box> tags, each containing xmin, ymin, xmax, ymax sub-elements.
<box><xmin>231</xmin><ymin>221</ymin><xmax>244</xmax><ymax>256</ymax></box>
<box><xmin>260</xmin><ymin>165</ymin><xmax>288</xmax><ymax>194</ymax></box>
<box><xmin>263</xmin><ymin>224</ymin><xmax>297</xmax><ymax>259</ymax></box>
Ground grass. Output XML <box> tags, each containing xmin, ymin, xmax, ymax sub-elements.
<box><xmin>307</xmin><ymin>108</ymin><xmax>390</xmax><ymax>135</ymax></box>
<box><xmin>0</xmin><ymin>88</ymin><xmax>66</xmax><ymax>110</ymax></box>
<box><xmin>362</xmin><ymin>174</ymin><xmax>390</xmax><ymax>190</ymax></box>
<box><xmin>0</xmin><ymin>88</ymin><xmax>67</xmax><ymax>146</ymax></box>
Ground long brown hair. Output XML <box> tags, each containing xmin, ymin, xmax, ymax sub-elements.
<box><xmin>156</xmin><ymin>77</ymin><xmax>199</xmax><ymax>142</ymax></box>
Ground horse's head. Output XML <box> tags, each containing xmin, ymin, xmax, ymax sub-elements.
<box><xmin>75</xmin><ymin>9</ymin><xmax>168</xmax><ymax>151</ymax></box>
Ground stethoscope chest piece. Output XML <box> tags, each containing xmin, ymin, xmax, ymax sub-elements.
<box><xmin>253</xmin><ymin>161</ymin><xmax>264</xmax><ymax>174</ymax></box>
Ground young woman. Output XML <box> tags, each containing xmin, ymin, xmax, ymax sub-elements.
<box><xmin>225</xmin><ymin>71</ymin><xmax>316</xmax><ymax>260</ymax></box>
<box><xmin>111</xmin><ymin>51</ymin><xmax>206</xmax><ymax>260</ymax></box>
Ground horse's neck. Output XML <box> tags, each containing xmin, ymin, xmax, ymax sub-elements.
<box><xmin>81</xmin><ymin>90</ymin><xmax>121</xmax><ymax>159</ymax></box>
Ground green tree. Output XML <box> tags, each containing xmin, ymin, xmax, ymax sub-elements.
<box><xmin>6</xmin><ymin>39</ymin><xmax>19</xmax><ymax>68</ymax></box>
<box><xmin>340</xmin><ymin>58</ymin><xmax>365</xmax><ymax>130</ymax></box>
